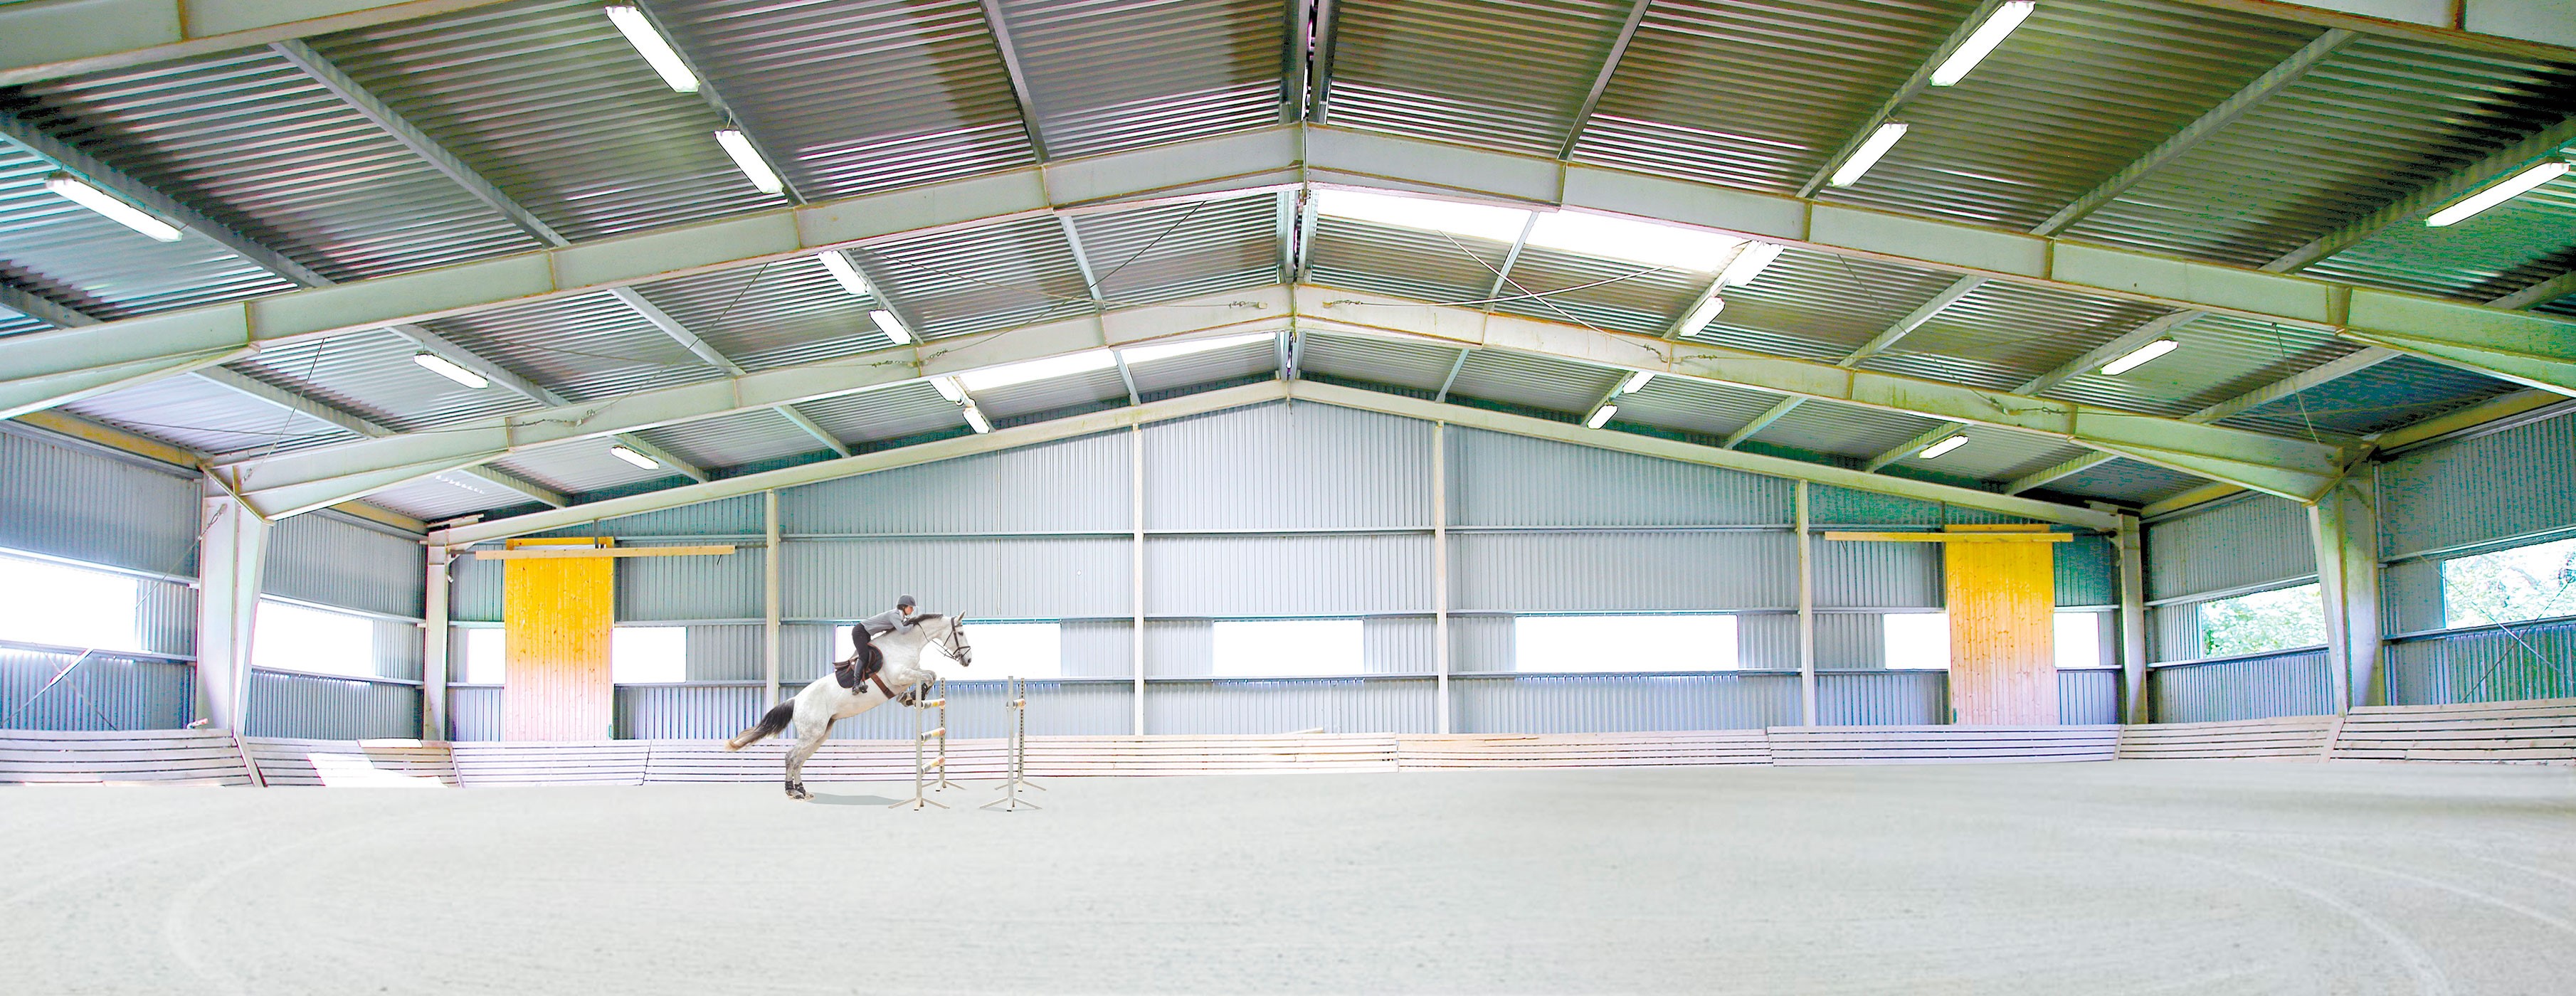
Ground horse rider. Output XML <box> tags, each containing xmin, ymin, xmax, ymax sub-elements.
<box><xmin>834</xmin><ymin>595</ymin><xmax>920</xmax><ymax>694</ymax></box>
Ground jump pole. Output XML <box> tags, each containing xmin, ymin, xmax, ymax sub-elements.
<box><xmin>889</xmin><ymin>677</ymin><xmax>949</xmax><ymax>810</ymax></box>
<box><xmin>981</xmin><ymin>676</ymin><xmax>1044</xmax><ymax>811</ymax></box>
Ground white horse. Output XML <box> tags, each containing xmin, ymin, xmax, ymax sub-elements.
<box><xmin>726</xmin><ymin>613</ymin><xmax>973</xmax><ymax>800</ymax></box>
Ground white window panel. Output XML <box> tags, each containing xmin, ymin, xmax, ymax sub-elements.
<box><xmin>0</xmin><ymin>552</ymin><xmax>140</xmax><ymax>654</ymax></box>
<box><xmin>1514</xmin><ymin>614</ymin><xmax>1739</xmax><ymax>672</ymax></box>
<box><xmin>253</xmin><ymin>600</ymin><xmax>376</xmax><ymax>678</ymax></box>
<box><xmin>1884</xmin><ymin>613</ymin><xmax>1951</xmax><ymax>670</ymax></box>
<box><xmin>1213</xmin><ymin>619</ymin><xmax>1363</xmax><ymax>677</ymax></box>
<box><xmin>463</xmin><ymin>627</ymin><xmax>505</xmax><ymax>685</ymax></box>
<box><xmin>612</xmin><ymin>626</ymin><xmax>687</xmax><ymax>684</ymax></box>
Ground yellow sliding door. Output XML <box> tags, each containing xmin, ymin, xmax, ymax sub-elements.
<box><xmin>1943</xmin><ymin>527</ymin><xmax>2057</xmax><ymax>725</ymax></box>
<box><xmin>502</xmin><ymin>539</ymin><xmax>615</xmax><ymax>741</ymax></box>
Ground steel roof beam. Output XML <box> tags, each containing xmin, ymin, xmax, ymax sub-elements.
<box><xmin>2155</xmin><ymin>0</ymin><xmax>2576</xmax><ymax>63</ymax></box>
<box><xmin>2035</xmin><ymin>30</ymin><xmax>2356</xmax><ymax>235</ymax></box>
<box><xmin>1799</xmin><ymin>0</ymin><xmax>2009</xmax><ymax>198</ymax></box>
<box><xmin>2487</xmin><ymin>270</ymin><xmax>2576</xmax><ymax>311</ymax></box>
<box><xmin>2267</xmin><ymin>115</ymin><xmax>2576</xmax><ymax>273</ymax></box>
<box><xmin>0</xmin><ymin>110</ymin><xmax>327</xmax><ymax>286</ymax></box>
<box><xmin>268</xmin><ymin>38</ymin><xmax>570</xmax><ymax>248</ymax></box>
<box><xmin>975</xmin><ymin>0</ymin><xmax>1051</xmax><ymax>160</ymax></box>
<box><xmin>1726</xmin><ymin>275</ymin><xmax>1986</xmax><ymax>450</ymax></box>
<box><xmin>1861</xmin><ymin>310</ymin><xmax>2219</xmax><ymax>472</ymax></box>
<box><xmin>1556</xmin><ymin>0</ymin><xmax>1654</xmax><ymax>159</ymax></box>
<box><xmin>1292</xmin><ymin>286</ymin><xmax>2350</xmax><ymax>501</ymax></box>
<box><xmin>1055</xmin><ymin>214</ymin><xmax>1139</xmax><ymax>405</ymax></box>
<box><xmin>428</xmin><ymin>376</ymin><xmax>2116</xmax><ymax>548</ymax></box>
<box><xmin>9</xmin><ymin>124</ymin><xmax>2573</xmax><ymax>420</ymax></box>
<box><xmin>1308</xmin><ymin>0</ymin><xmax>1344</xmax><ymax>122</ymax></box>
<box><xmin>217</xmin><ymin>289</ymin><xmax>1295</xmax><ymax>517</ymax></box>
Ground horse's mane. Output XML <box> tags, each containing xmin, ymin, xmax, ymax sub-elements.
<box><xmin>911</xmin><ymin>613</ymin><xmax>946</xmax><ymax>623</ymax></box>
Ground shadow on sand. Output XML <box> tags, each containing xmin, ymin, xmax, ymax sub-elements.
<box><xmin>807</xmin><ymin>792</ymin><xmax>904</xmax><ymax>806</ymax></box>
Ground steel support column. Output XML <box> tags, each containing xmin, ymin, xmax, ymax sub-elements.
<box><xmin>2308</xmin><ymin>473</ymin><xmax>2383</xmax><ymax>711</ymax></box>
<box><xmin>1432</xmin><ymin>420</ymin><xmax>1450</xmax><ymax>733</ymax></box>
<box><xmin>1797</xmin><ymin>480</ymin><xmax>1815</xmax><ymax>726</ymax></box>
<box><xmin>423</xmin><ymin>545</ymin><xmax>450</xmax><ymax>740</ymax></box>
<box><xmin>764</xmin><ymin>490</ymin><xmax>782</xmax><ymax>704</ymax></box>
<box><xmin>2116</xmin><ymin>511</ymin><xmax>2148</xmax><ymax>724</ymax></box>
<box><xmin>196</xmin><ymin>487</ymin><xmax>270</xmax><ymax>733</ymax></box>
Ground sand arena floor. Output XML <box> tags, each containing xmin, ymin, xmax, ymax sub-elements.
<box><xmin>3</xmin><ymin>761</ymin><xmax>2571</xmax><ymax>995</ymax></box>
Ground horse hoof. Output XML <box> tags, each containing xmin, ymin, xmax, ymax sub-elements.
<box><xmin>786</xmin><ymin>783</ymin><xmax>811</xmax><ymax>800</ymax></box>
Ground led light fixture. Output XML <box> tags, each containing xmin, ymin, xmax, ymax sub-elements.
<box><xmin>43</xmin><ymin>174</ymin><xmax>180</xmax><ymax>241</ymax></box>
<box><xmin>1718</xmin><ymin>242</ymin><xmax>1786</xmax><ymax>287</ymax></box>
<box><xmin>1930</xmin><ymin>1</ymin><xmax>2037</xmax><ymax>87</ymax></box>
<box><xmin>2099</xmin><ymin>338</ymin><xmax>2178</xmax><ymax>376</ymax></box>
<box><xmin>869</xmin><ymin>309</ymin><xmax>912</xmax><ymax>344</ymax></box>
<box><xmin>1585</xmin><ymin>403</ymin><xmax>1618</xmax><ymax>430</ymax></box>
<box><xmin>817</xmin><ymin>251</ymin><xmax>870</xmax><ymax>297</ymax></box>
<box><xmin>1675</xmin><ymin>295</ymin><xmax>1726</xmax><ymax>335</ymax></box>
<box><xmin>714</xmin><ymin>129</ymin><xmax>783</xmax><ymax>194</ymax></box>
<box><xmin>1918</xmin><ymin>434</ymin><xmax>1969</xmax><ymax>459</ymax></box>
<box><xmin>961</xmin><ymin>403</ymin><xmax>993</xmax><ymax>434</ymax></box>
<box><xmin>608</xmin><ymin>444</ymin><xmax>660</xmax><ymax>470</ymax></box>
<box><xmin>2426</xmin><ymin>161</ymin><xmax>2568</xmax><ymax>228</ymax></box>
<box><xmin>1119</xmin><ymin>332</ymin><xmax>1274</xmax><ymax>366</ymax></box>
<box><xmin>1829</xmin><ymin>122</ymin><xmax>1909</xmax><ymax>188</ymax></box>
<box><xmin>604</xmin><ymin>5</ymin><xmax>699</xmax><ymax>92</ymax></box>
<box><xmin>1620</xmin><ymin>371</ymin><xmax>1654</xmax><ymax>394</ymax></box>
<box><xmin>412</xmin><ymin>351</ymin><xmax>489</xmax><ymax>389</ymax></box>
<box><xmin>931</xmin><ymin>376</ymin><xmax>964</xmax><ymax>403</ymax></box>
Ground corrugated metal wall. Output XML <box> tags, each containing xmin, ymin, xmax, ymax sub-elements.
<box><xmin>265</xmin><ymin>511</ymin><xmax>425</xmax><ymax>620</ymax></box>
<box><xmin>0</xmin><ymin>425</ymin><xmax>199</xmax><ymax>575</ymax></box>
<box><xmin>243</xmin><ymin>670</ymin><xmax>419</xmax><ymax>739</ymax></box>
<box><xmin>2149</xmin><ymin>651</ymin><xmax>2335</xmax><ymax>723</ymax></box>
<box><xmin>2385</xmin><ymin>618</ymin><xmax>2576</xmax><ymax>706</ymax></box>
<box><xmin>2145</xmin><ymin>494</ymin><xmax>2315</xmax><ymax>602</ymax></box>
<box><xmin>2380</xmin><ymin>412</ymin><xmax>2576</xmax><ymax>560</ymax></box>
<box><xmin>0</xmin><ymin>650</ymin><xmax>195</xmax><ymax>730</ymax></box>
<box><xmin>441</xmin><ymin>400</ymin><xmax>2129</xmax><ymax>737</ymax></box>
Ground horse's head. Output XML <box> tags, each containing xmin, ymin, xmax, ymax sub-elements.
<box><xmin>915</xmin><ymin>612</ymin><xmax>971</xmax><ymax>669</ymax></box>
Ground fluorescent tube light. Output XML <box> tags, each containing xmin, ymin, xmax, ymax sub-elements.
<box><xmin>1524</xmin><ymin>211</ymin><xmax>1743</xmax><ymax>272</ymax></box>
<box><xmin>604</xmin><ymin>5</ymin><xmax>699</xmax><ymax>92</ymax></box>
<box><xmin>1119</xmin><ymin>332</ymin><xmax>1274</xmax><ymax>366</ymax></box>
<box><xmin>714</xmin><ymin>129</ymin><xmax>783</xmax><ymax>194</ymax></box>
<box><xmin>931</xmin><ymin>376</ymin><xmax>964</xmax><ymax>403</ymax></box>
<box><xmin>1620</xmin><ymin>371</ymin><xmax>1654</xmax><ymax>394</ymax></box>
<box><xmin>961</xmin><ymin>403</ymin><xmax>993</xmax><ymax>434</ymax></box>
<box><xmin>1585</xmin><ymin>403</ymin><xmax>1618</xmax><ymax>429</ymax></box>
<box><xmin>43</xmin><ymin>174</ymin><xmax>180</xmax><ymax>241</ymax></box>
<box><xmin>1829</xmin><ymin>122</ymin><xmax>1909</xmax><ymax>188</ymax></box>
<box><xmin>1918</xmin><ymin>434</ymin><xmax>1969</xmax><ymax>459</ymax></box>
<box><xmin>1311</xmin><ymin>189</ymin><xmax>1531</xmax><ymax>243</ymax></box>
<box><xmin>958</xmin><ymin>350</ymin><xmax>1118</xmax><ymax>391</ymax></box>
<box><xmin>1718</xmin><ymin>242</ymin><xmax>1786</xmax><ymax>287</ymax></box>
<box><xmin>412</xmin><ymin>351</ymin><xmax>489</xmax><ymax>389</ymax></box>
<box><xmin>2099</xmin><ymin>338</ymin><xmax>2179</xmax><ymax>376</ymax></box>
<box><xmin>608</xmin><ymin>444</ymin><xmax>660</xmax><ymax>470</ymax></box>
<box><xmin>1929</xmin><ymin>1</ymin><xmax>2036</xmax><ymax>87</ymax></box>
<box><xmin>1676</xmin><ymin>295</ymin><xmax>1726</xmax><ymax>335</ymax></box>
<box><xmin>869</xmin><ymin>309</ymin><xmax>912</xmax><ymax>344</ymax></box>
<box><xmin>2425</xmin><ymin>161</ymin><xmax>2568</xmax><ymax>227</ymax></box>
<box><xmin>817</xmin><ymin>251</ymin><xmax>870</xmax><ymax>297</ymax></box>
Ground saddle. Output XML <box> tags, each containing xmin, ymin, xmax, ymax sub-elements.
<box><xmin>833</xmin><ymin>639</ymin><xmax>898</xmax><ymax>699</ymax></box>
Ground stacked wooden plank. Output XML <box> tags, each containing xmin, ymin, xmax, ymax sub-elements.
<box><xmin>245</xmin><ymin>736</ymin><xmax>459</xmax><ymax>786</ymax></box>
<box><xmin>1022</xmin><ymin>733</ymin><xmax>1402</xmax><ymax>775</ymax></box>
<box><xmin>1768</xmin><ymin>725</ymin><xmax>2121</xmax><ymax>765</ymax></box>
<box><xmin>2114</xmin><ymin>716</ymin><xmax>2338</xmax><ymax>761</ymax></box>
<box><xmin>2330</xmin><ymin>697</ymin><xmax>2576</xmax><ymax>764</ymax></box>
<box><xmin>0</xmin><ymin>728</ymin><xmax>255</xmax><ymax>785</ymax></box>
<box><xmin>450</xmin><ymin>741</ymin><xmax>648</xmax><ymax>785</ymax></box>
<box><xmin>1396</xmin><ymin>731</ymin><xmax>1772</xmax><ymax>768</ymax></box>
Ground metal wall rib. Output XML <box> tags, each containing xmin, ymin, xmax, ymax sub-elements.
<box><xmin>0</xmin><ymin>427</ymin><xmax>199</xmax><ymax>576</ymax></box>
<box><xmin>2145</xmin><ymin>493</ymin><xmax>2316</xmax><ymax>601</ymax></box>
<box><xmin>266</xmin><ymin>511</ymin><xmax>426</xmax><ymax>620</ymax></box>
<box><xmin>2380</xmin><ymin>410</ymin><xmax>2576</xmax><ymax>560</ymax></box>
<box><xmin>2148</xmin><ymin>650</ymin><xmax>2334</xmax><ymax>722</ymax></box>
<box><xmin>0</xmin><ymin>650</ymin><xmax>195</xmax><ymax>731</ymax></box>
<box><xmin>243</xmin><ymin>669</ymin><xmax>418</xmax><ymax>740</ymax></box>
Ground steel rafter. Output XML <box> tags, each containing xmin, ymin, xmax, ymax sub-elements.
<box><xmin>1798</xmin><ymin>0</ymin><xmax>2009</xmax><ymax>198</ymax></box>
<box><xmin>1556</xmin><ymin>0</ymin><xmax>1654</xmax><ymax>159</ymax></box>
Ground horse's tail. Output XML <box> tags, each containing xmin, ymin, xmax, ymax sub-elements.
<box><xmin>727</xmin><ymin>700</ymin><xmax>797</xmax><ymax>751</ymax></box>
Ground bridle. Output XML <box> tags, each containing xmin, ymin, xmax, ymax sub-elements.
<box><xmin>928</xmin><ymin>616</ymin><xmax>973</xmax><ymax>668</ymax></box>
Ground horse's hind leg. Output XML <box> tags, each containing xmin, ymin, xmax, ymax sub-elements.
<box><xmin>782</xmin><ymin>718</ymin><xmax>829</xmax><ymax>800</ymax></box>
